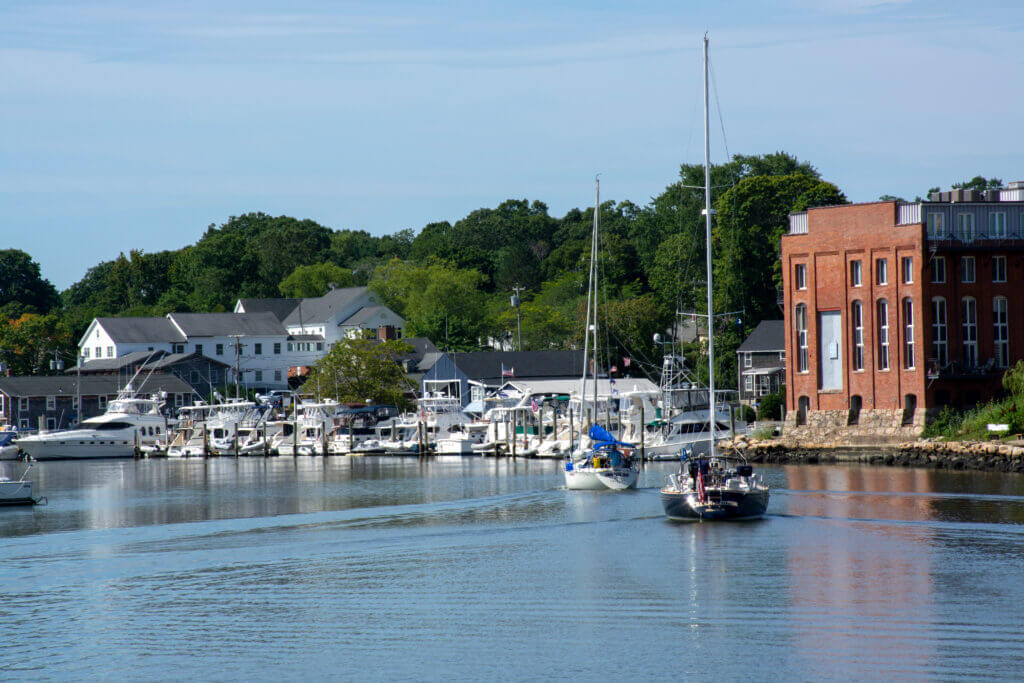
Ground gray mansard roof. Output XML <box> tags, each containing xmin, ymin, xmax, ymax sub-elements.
<box><xmin>737</xmin><ymin>320</ymin><xmax>785</xmax><ymax>353</ymax></box>
<box><xmin>168</xmin><ymin>312</ymin><xmax>287</xmax><ymax>337</ymax></box>
<box><xmin>97</xmin><ymin>317</ymin><xmax>186</xmax><ymax>343</ymax></box>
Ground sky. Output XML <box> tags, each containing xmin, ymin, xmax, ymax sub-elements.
<box><xmin>3</xmin><ymin>0</ymin><xmax>1023</xmax><ymax>290</ymax></box>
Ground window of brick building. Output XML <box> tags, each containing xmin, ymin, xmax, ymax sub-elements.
<box><xmin>990</xmin><ymin>211</ymin><xmax>1007</xmax><ymax>238</ymax></box>
<box><xmin>993</xmin><ymin>256</ymin><xmax>1007</xmax><ymax>283</ymax></box>
<box><xmin>877</xmin><ymin>299</ymin><xmax>890</xmax><ymax>371</ymax></box>
<box><xmin>932</xmin><ymin>298</ymin><xmax>948</xmax><ymax>367</ymax></box>
<box><xmin>958</xmin><ymin>213</ymin><xmax>975</xmax><ymax>242</ymax></box>
<box><xmin>851</xmin><ymin>301</ymin><xmax>864</xmax><ymax>371</ymax></box>
<box><xmin>930</xmin><ymin>256</ymin><xmax>946</xmax><ymax>283</ymax></box>
<box><xmin>994</xmin><ymin>296</ymin><xmax>1009</xmax><ymax>367</ymax></box>
<box><xmin>876</xmin><ymin>258</ymin><xmax>888</xmax><ymax>285</ymax></box>
<box><xmin>901</xmin><ymin>257</ymin><xmax>913</xmax><ymax>284</ymax></box>
<box><xmin>961</xmin><ymin>297</ymin><xmax>978</xmax><ymax>367</ymax></box>
<box><xmin>961</xmin><ymin>256</ymin><xmax>975</xmax><ymax>283</ymax></box>
<box><xmin>795</xmin><ymin>304</ymin><xmax>808</xmax><ymax>373</ymax></box>
<box><xmin>794</xmin><ymin>264</ymin><xmax>807</xmax><ymax>290</ymax></box>
<box><xmin>850</xmin><ymin>260</ymin><xmax>862</xmax><ymax>287</ymax></box>
<box><xmin>902</xmin><ymin>298</ymin><xmax>915</xmax><ymax>370</ymax></box>
<box><xmin>927</xmin><ymin>213</ymin><xmax>945</xmax><ymax>238</ymax></box>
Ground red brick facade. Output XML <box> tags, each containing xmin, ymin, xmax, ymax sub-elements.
<box><xmin>782</xmin><ymin>200</ymin><xmax>1022</xmax><ymax>427</ymax></box>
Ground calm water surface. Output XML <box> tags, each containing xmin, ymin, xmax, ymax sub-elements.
<box><xmin>1</xmin><ymin>457</ymin><xmax>1023</xmax><ymax>680</ymax></box>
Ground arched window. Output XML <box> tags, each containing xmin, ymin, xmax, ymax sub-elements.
<box><xmin>961</xmin><ymin>297</ymin><xmax>978</xmax><ymax>367</ymax></box>
<box><xmin>795</xmin><ymin>304</ymin><xmax>808</xmax><ymax>373</ymax></box>
<box><xmin>994</xmin><ymin>296</ymin><xmax>1009</xmax><ymax>367</ymax></box>
<box><xmin>931</xmin><ymin>297</ymin><xmax>948</xmax><ymax>367</ymax></box>
<box><xmin>851</xmin><ymin>301</ymin><xmax>864</xmax><ymax>371</ymax></box>
<box><xmin>877</xmin><ymin>299</ymin><xmax>890</xmax><ymax>371</ymax></box>
<box><xmin>902</xmin><ymin>297</ymin><xmax>915</xmax><ymax>370</ymax></box>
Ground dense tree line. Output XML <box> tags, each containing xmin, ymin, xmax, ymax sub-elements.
<box><xmin>2</xmin><ymin>152</ymin><xmax>862</xmax><ymax>384</ymax></box>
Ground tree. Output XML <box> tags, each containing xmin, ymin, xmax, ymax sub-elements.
<box><xmin>370</xmin><ymin>259</ymin><xmax>487</xmax><ymax>350</ymax></box>
<box><xmin>953</xmin><ymin>176</ymin><xmax>1003</xmax><ymax>192</ymax></box>
<box><xmin>301</xmin><ymin>337</ymin><xmax>414</xmax><ymax>408</ymax></box>
<box><xmin>0</xmin><ymin>313</ymin><xmax>73</xmax><ymax>375</ymax></box>
<box><xmin>279</xmin><ymin>262</ymin><xmax>355</xmax><ymax>298</ymax></box>
<box><xmin>0</xmin><ymin>249</ymin><xmax>59</xmax><ymax>317</ymax></box>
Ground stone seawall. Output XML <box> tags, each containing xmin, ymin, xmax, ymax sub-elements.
<box><xmin>721</xmin><ymin>435</ymin><xmax>1024</xmax><ymax>473</ymax></box>
<box><xmin>782</xmin><ymin>408</ymin><xmax>922</xmax><ymax>445</ymax></box>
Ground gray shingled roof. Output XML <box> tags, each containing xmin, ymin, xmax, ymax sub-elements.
<box><xmin>97</xmin><ymin>317</ymin><xmax>185</xmax><ymax>343</ymax></box>
<box><xmin>282</xmin><ymin>287</ymin><xmax>368</xmax><ymax>327</ymax></box>
<box><xmin>444</xmin><ymin>351</ymin><xmax>585</xmax><ymax>384</ymax></box>
<box><xmin>0</xmin><ymin>374</ymin><xmax>195</xmax><ymax>397</ymax></box>
<box><xmin>343</xmin><ymin>305</ymin><xmax>403</xmax><ymax>326</ymax></box>
<box><xmin>737</xmin><ymin>320</ymin><xmax>785</xmax><ymax>353</ymax></box>
<box><xmin>168</xmin><ymin>312</ymin><xmax>286</xmax><ymax>337</ymax></box>
<box><xmin>78</xmin><ymin>350</ymin><xmax>163</xmax><ymax>372</ymax></box>
<box><xmin>236</xmin><ymin>297</ymin><xmax>301</xmax><ymax>322</ymax></box>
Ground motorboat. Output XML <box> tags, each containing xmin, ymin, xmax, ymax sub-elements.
<box><xmin>329</xmin><ymin>404</ymin><xmax>401</xmax><ymax>454</ymax></box>
<box><xmin>278</xmin><ymin>399</ymin><xmax>344</xmax><ymax>455</ymax></box>
<box><xmin>0</xmin><ymin>463</ymin><xmax>35</xmax><ymax>505</ymax></box>
<box><xmin>563</xmin><ymin>425</ymin><xmax>638</xmax><ymax>490</ymax></box>
<box><xmin>0</xmin><ymin>427</ymin><xmax>24</xmax><ymax>460</ymax></box>
<box><xmin>16</xmin><ymin>393</ymin><xmax>173</xmax><ymax>461</ymax></box>
<box><xmin>661</xmin><ymin>452</ymin><xmax>769</xmax><ymax>521</ymax></box>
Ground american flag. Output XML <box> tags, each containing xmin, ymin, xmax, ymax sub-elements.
<box><xmin>530</xmin><ymin>398</ymin><xmax>539</xmax><ymax>413</ymax></box>
<box><xmin>696</xmin><ymin>468</ymin><xmax>707</xmax><ymax>503</ymax></box>
<box><xmin>501</xmin><ymin>364</ymin><xmax>514</xmax><ymax>377</ymax></box>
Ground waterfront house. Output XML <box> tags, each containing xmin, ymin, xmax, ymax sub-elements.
<box><xmin>0</xmin><ymin>374</ymin><xmax>195</xmax><ymax>431</ymax></box>
<box><xmin>420</xmin><ymin>351</ymin><xmax>586</xmax><ymax>407</ymax></box>
<box><xmin>736</xmin><ymin>320</ymin><xmax>785</xmax><ymax>406</ymax></box>
<box><xmin>73</xmin><ymin>350</ymin><xmax>232</xmax><ymax>397</ymax></box>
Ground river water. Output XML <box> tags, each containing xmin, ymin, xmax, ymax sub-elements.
<box><xmin>1</xmin><ymin>457</ymin><xmax>1022</xmax><ymax>680</ymax></box>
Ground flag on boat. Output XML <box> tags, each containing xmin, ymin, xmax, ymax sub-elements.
<box><xmin>696</xmin><ymin>468</ymin><xmax>706</xmax><ymax>503</ymax></box>
<box><xmin>501</xmin><ymin>364</ymin><xmax>514</xmax><ymax>377</ymax></box>
<box><xmin>530</xmin><ymin>398</ymin><xmax>539</xmax><ymax>413</ymax></box>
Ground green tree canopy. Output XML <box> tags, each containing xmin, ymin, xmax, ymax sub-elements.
<box><xmin>279</xmin><ymin>262</ymin><xmax>355</xmax><ymax>298</ymax></box>
<box><xmin>301</xmin><ymin>337</ymin><xmax>415</xmax><ymax>408</ymax></box>
<box><xmin>0</xmin><ymin>249</ymin><xmax>60</xmax><ymax>318</ymax></box>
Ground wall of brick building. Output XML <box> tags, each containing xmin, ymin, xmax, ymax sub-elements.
<box><xmin>782</xmin><ymin>202</ymin><xmax>928</xmax><ymax>435</ymax></box>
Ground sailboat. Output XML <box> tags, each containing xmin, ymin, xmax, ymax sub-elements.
<box><xmin>660</xmin><ymin>35</ymin><xmax>769</xmax><ymax>520</ymax></box>
<box><xmin>563</xmin><ymin>177</ymin><xmax>640</xmax><ymax>491</ymax></box>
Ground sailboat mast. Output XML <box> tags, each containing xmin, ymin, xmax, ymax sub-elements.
<box><xmin>703</xmin><ymin>34</ymin><xmax>716</xmax><ymax>456</ymax></box>
<box><xmin>592</xmin><ymin>177</ymin><xmax>600</xmax><ymax>425</ymax></box>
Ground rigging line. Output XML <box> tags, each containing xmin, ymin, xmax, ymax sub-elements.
<box><xmin>709</xmin><ymin>57</ymin><xmax>731</xmax><ymax>163</ymax></box>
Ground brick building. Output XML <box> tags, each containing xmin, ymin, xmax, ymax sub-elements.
<box><xmin>781</xmin><ymin>183</ymin><xmax>1024</xmax><ymax>439</ymax></box>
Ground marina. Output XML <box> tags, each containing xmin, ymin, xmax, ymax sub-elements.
<box><xmin>1</xmin><ymin>457</ymin><xmax>1022</xmax><ymax>679</ymax></box>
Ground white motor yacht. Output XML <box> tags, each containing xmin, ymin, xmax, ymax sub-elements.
<box><xmin>16</xmin><ymin>394</ymin><xmax>173</xmax><ymax>461</ymax></box>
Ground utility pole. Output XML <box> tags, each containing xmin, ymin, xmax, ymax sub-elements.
<box><xmin>510</xmin><ymin>284</ymin><xmax>525</xmax><ymax>351</ymax></box>
<box><xmin>229</xmin><ymin>334</ymin><xmax>244</xmax><ymax>399</ymax></box>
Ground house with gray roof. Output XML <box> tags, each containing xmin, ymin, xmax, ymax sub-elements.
<box><xmin>74</xmin><ymin>350</ymin><xmax>232</xmax><ymax>397</ymax></box>
<box><xmin>736</xmin><ymin>320</ymin><xmax>785</xmax><ymax>405</ymax></box>
<box><xmin>420</xmin><ymin>350</ymin><xmax>586</xmax><ymax>407</ymax></box>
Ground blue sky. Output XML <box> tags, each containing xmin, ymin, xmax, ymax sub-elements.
<box><xmin>3</xmin><ymin>1</ymin><xmax>1022</xmax><ymax>289</ymax></box>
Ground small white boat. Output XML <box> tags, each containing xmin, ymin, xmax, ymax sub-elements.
<box><xmin>0</xmin><ymin>428</ymin><xmax>23</xmax><ymax>460</ymax></box>
<box><xmin>564</xmin><ymin>426</ymin><xmax>639</xmax><ymax>491</ymax></box>
<box><xmin>0</xmin><ymin>464</ymin><xmax>36</xmax><ymax>505</ymax></box>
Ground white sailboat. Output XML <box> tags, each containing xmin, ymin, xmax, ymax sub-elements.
<box><xmin>660</xmin><ymin>35</ymin><xmax>769</xmax><ymax>520</ymax></box>
<box><xmin>563</xmin><ymin>177</ymin><xmax>639</xmax><ymax>491</ymax></box>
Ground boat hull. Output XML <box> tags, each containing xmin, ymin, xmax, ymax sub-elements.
<box><xmin>661</xmin><ymin>487</ymin><xmax>769</xmax><ymax>521</ymax></box>
<box><xmin>0</xmin><ymin>445</ymin><xmax>20</xmax><ymax>461</ymax></box>
<box><xmin>0</xmin><ymin>480</ymin><xmax>34</xmax><ymax>505</ymax></box>
<box><xmin>17</xmin><ymin>439</ymin><xmax>136</xmax><ymax>460</ymax></box>
<box><xmin>564</xmin><ymin>465</ymin><xmax>639</xmax><ymax>491</ymax></box>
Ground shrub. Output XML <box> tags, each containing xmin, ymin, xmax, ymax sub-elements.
<box><xmin>757</xmin><ymin>390</ymin><xmax>785</xmax><ymax>421</ymax></box>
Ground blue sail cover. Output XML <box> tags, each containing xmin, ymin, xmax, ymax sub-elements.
<box><xmin>588</xmin><ymin>424</ymin><xmax>633</xmax><ymax>449</ymax></box>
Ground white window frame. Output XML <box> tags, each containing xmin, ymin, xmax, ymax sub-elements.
<box><xmin>994</xmin><ymin>296</ymin><xmax>1009</xmax><ymax>368</ymax></box>
<box><xmin>993</xmin><ymin>256</ymin><xmax>1007</xmax><ymax>283</ymax></box>
<box><xmin>46</xmin><ymin>417</ymin><xmax>56</xmax><ymax>431</ymax></box>
<box><xmin>744</xmin><ymin>375</ymin><xmax>753</xmax><ymax>392</ymax></box>
<box><xmin>931</xmin><ymin>256</ymin><xmax>946</xmax><ymax>284</ymax></box>
<box><xmin>794</xmin><ymin>264</ymin><xmax>807</xmax><ymax>290</ymax></box>
<box><xmin>83</xmin><ymin>348</ymin><xmax>90</xmax><ymax>359</ymax></box>
<box><xmin>958</xmin><ymin>213</ymin><xmax>975</xmax><ymax>242</ymax></box>
<box><xmin>902</xmin><ymin>257</ymin><xmax>913</xmax><ymax>284</ymax></box>
<box><xmin>928</xmin><ymin>212</ymin><xmax>945</xmax><ymax>238</ymax></box>
<box><xmin>962</xmin><ymin>297</ymin><xmax>978</xmax><ymax>367</ymax></box>
<box><xmin>255</xmin><ymin>370</ymin><xmax>263</xmax><ymax>382</ymax></box>
<box><xmin>876</xmin><ymin>258</ymin><xmax>888</xmax><ymax>285</ymax></box>
<box><xmin>877</xmin><ymin>299</ymin><xmax>890</xmax><ymax>371</ymax></box>
<box><xmin>274</xmin><ymin>369</ymin><xmax>282</xmax><ymax>382</ymax></box>
<box><xmin>932</xmin><ymin>297</ymin><xmax>948</xmax><ymax>367</ymax></box>
<box><xmin>990</xmin><ymin>211</ymin><xmax>1007</xmax><ymax>238</ymax></box>
<box><xmin>18</xmin><ymin>418</ymin><xmax>29</xmax><ymax>430</ymax></box>
<box><xmin>744</xmin><ymin>353</ymin><xmax>752</xmax><ymax>368</ymax></box>
<box><xmin>961</xmin><ymin>256</ymin><xmax>975</xmax><ymax>284</ymax></box>
<box><xmin>795</xmin><ymin>304</ymin><xmax>809</xmax><ymax>373</ymax></box>
<box><xmin>107</xmin><ymin>346</ymin><xmax>114</xmax><ymax>358</ymax></box>
<box><xmin>18</xmin><ymin>397</ymin><xmax>29</xmax><ymax>411</ymax></box>
<box><xmin>850</xmin><ymin>260</ymin><xmax>862</xmax><ymax>287</ymax></box>
<box><xmin>902</xmin><ymin>298</ymin><xmax>915</xmax><ymax>370</ymax></box>
<box><xmin>174</xmin><ymin>393</ymin><xmax>184</xmax><ymax>407</ymax></box>
<box><xmin>45</xmin><ymin>395</ymin><xmax>56</xmax><ymax>411</ymax></box>
<box><xmin>851</xmin><ymin>301</ymin><xmax>864</xmax><ymax>372</ymax></box>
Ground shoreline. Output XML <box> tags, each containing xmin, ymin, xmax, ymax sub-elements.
<box><xmin>723</xmin><ymin>436</ymin><xmax>1024</xmax><ymax>473</ymax></box>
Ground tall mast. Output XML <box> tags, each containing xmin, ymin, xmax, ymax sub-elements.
<box><xmin>703</xmin><ymin>34</ymin><xmax>716</xmax><ymax>456</ymax></box>
<box><xmin>592</xmin><ymin>177</ymin><xmax>600</xmax><ymax>427</ymax></box>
